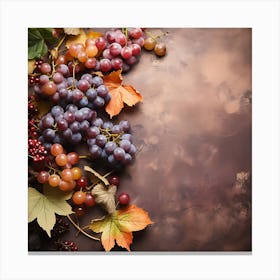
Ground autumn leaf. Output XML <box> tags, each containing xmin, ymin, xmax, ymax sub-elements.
<box><xmin>89</xmin><ymin>205</ymin><xmax>153</xmax><ymax>251</ymax></box>
<box><xmin>91</xmin><ymin>183</ymin><xmax>116</xmax><ymax>214</ymax></box>
<box><xmin>28</xmin><ymin>59</ymin><xmax>36</xmax><ymax>74</ymax></box>
<box><xmin>103</xmin><ymin>70</ymin><xmax>143</xmax><ymax>118</ymax></box>
<box><xmin>28</xmin><ymin>185</ymin><xmax>73</xmax><ymax>237</ymax></box>
<box><xmin>66</xmin><ymin>29</ymin><xmax>103</xmax><ymax>48</ymax></box>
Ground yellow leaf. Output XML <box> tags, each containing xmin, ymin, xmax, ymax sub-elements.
<box><xmin>103</xmin><ymin>70</ymin><xmax>143</xmax><ymax>118</ymax></box>
<box><xmin>89</xmin><ymin>205</ymin><xmax>153</xmax><ymax>251</ymax></box>
<box><xmin>28</xmin><ymin>185</ymin><xmax>73</xmax><ymax>237</ymax></box>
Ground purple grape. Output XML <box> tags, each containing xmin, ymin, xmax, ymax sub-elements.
<box><xmin>64</xmin><ymin>111</ymin><xmax>75</xmax><ymax>123</ymax></box>
<box><xmin>119</xmin><ymin>139</ymin><xmax>131</xmax><ymax>152</ymax></box>
<box><xmin>69</xmin><ymin>121</ymin><xmax>81</xmax><ymax>133</ymax></box>
<box><xmin>96</xmin><ymin>85</ymin><xmax>109</xmax><ymax>98</ymax></box>
<box><xmin>70</xmin><ymin>133</ymin><xmax>82</xmax><ymax>144</ymax></box>
<box><xmin>43</xmin><ymin>128</ymin><xmax>56</xmax><ymax>141</ymax></box>
<box><xmin>72</xmin><ymin>89</ymin><xmax>84</xmax><ymax>102</ymax></box>
<box><xmin>119</xmin><ymin>120</ymin><xmax>130</xmax><ymax>132</ymax></box>
<box><xmin>92</xmin><ymin>76</ymin><xmax>103</xmax><ymax>87</ymax></box>
<box><xmin>89</xmin><ymin>145</ymin><xmax>102</xmax><ymax>158</ymax></box>
<box><xmin>80</xmin><ymin>120</ymin><xmax>90</xmax><ymax>131</ymax></box>
<box><xmin>105</xmin><ymin>141</ymin><xmax>117</xmax><ymax>154</ymax></box>
<box><xmin>111</xmin><ymin>125</ymin><xmax>121</xmax><ymax>134</ymax></box>
<box><xmin>93</xmin><ymin>96</ymin><xmax>105</xmax><ymax>107</ymax></box>
<box><xmin>113</xmin><ymin>147</ymin><xmax>125</xmax><ymax>161</ymax></box>
<box><xmin>42</xmin><ymin>115</ymin><xmax>54</xmax><ymax>128</ymax></box>
<box><xmin>96</xmin><ymin>134</ymin><xmax>107</xmax><ymax>148</ymax></box>
<box><xmin>51</xmin><ymin>105</ymin><xmax>64</xmax><ymax>117</ymax></box>
<box><xmin>87</xmin><ymin>126</ymin><xmax>100</xmax><ymax>138</ymax></box>
<box><xmin>57</xmin><ymin>119</ymin><xmax>68</xmax><ymax>131</ymax></box>
<box><xmin>86</xmin><ymin>88</ymin><xmax>97</xmax><ymax>101</ymax></box>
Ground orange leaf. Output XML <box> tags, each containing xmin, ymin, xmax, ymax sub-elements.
<box><xmin>103</xmin><ymin>70</ymin><xmax>143</xmax><ymax>118</ymax></box>
<box><xmin>89</xmin><ymin>205</ymin><xmax>153</xmax><ymax>252</ymax></box>
<box><xmin>66</xmin><ymin>29</ymin><xmax>103</xmax><ymax>48</ymax></box>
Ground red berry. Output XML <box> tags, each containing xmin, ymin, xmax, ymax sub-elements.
<box><xmin>76</xmin><ymin>176</ymin><xmax>88</xmax><ymax>188</ymax></box>
<box><xmin>118</xmin><ymin>193</ymin><xmax>130</xmax><ymax>205</ymax></box>
<box><xmin>109</xmin><ymin>175</ymin><xmax>120</xmax><ymax>186</ymax></box>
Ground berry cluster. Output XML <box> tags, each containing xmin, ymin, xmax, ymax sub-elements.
<box><xmin>55</xmin><ymin>240</ymin><xmax>78</xmax><ymax>251</ymax></box>
<box><xmin>28</xmin><ymin>138</ymin><xmax>47</xmax><ymax>163</ymax></box>
<box><xmin>51</xmin><ymin>217</ymin><xmax>70</xmax><ymax>239</ymax></box>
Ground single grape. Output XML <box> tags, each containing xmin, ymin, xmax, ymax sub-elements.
<box><xmin>109</xmin><ymin>42</ymin><xmax>122</xmax><ymax>56</ymax></box>
<box><xmin>100</xmin><ymin>59</ymin><xmax>112</xmax><ymax>72</ymax></box>
<box><xmin>124</xmin><ymin>153</ymin><xmax>133</xmax><ymax>164</ymax></box>
<box><xmin>105</xmin><ymin>141</ymin><xmax>117</xmax><ymax>154</ymax></box>
<box><xmin>73</xmin><ymin>205</ymin><xmax>86</xmax><ymax>217</ymax></box>
<box><xmin>52</xmin><ymin>72</ymin><xmax>64</xmax><ymax>84</ymax></box>
<box><xmin>96</xmin><ymin>85</ymin><xmax>108</xmax><ymax>98</ymax></box>
<box><xmin>80</xmin><ymin>120</ymin><xmax>90</xmax><ymax>131</ymax></box>
<box><xmin>69</xmin><ymin>121</ymin><xmax>81</xmax><ymax>133</ymax></box>
<box><xmin>70</xmin><ymin>133</ymin><xmax>82</xmax><ymax>144</ymax></box>
<box><xmin>37</xmin><ymin>171</ymin><xmax>49</xmax><ymax>183</ymax></box>
<box><xmin>118</xmin><ymin>192</ymin><xmax>130</xmax><ymax>205</ymax></box>
<box><xmin>129</xmin><ymin>144</ymin><xmax>137</xmax><ymax>155</ymax></box>
<box><xmin>113</xmin><ymin>147</ymin><xmax>125</xmax><ymax>161</ymax></box>
<box><xmin>77</xmin><ymin>80</ymin><xmax>90</xmax><ymax>92</ymax></box>
<box><xmin>109</xmin><ymin>175</ymin><xmax>120</xmax><ymax>186</ymax></box>
<box><xmin>77</xmin><ymin>51</ymin><xmax>88</xmax><ymax>63</ymax></box>
<box><xmin>51</xmin><ymin>105</ymin><xmax>64</xmax><ymax>117</ymax></box>
<box><xmin>72</xmin><ymin>89</ymin><xmax>84</xmax><ymax>102</ymax></box>
<box><xmin>121</xmin><ymin>46</ymin><xmax>132</xmax><ymax>60</ymax></box>
<box><xmin>71</xmin><ymin>167</ymin><xmax>82</xmax><ymax>180</ymax></box>
<box><xmin>85</xmin><ymin>45</ymin><xmax>98</xmax><ymax>57</ymax></box>
<box><xmin>95</xmin><ymin>37</ymin><xmax>107</xmax><ymax>50</ymax></box>
<box><xmin>55</xmin><ymin>153</ymin><xmax>68</xmax><ymax>166</ymax></box>
<box><xmin>84</xmin><ymin>193</ymin><xmax>96</xmax><ymax>207</ymax></box>
<box><xmin>132</xmin><ymin>37</ymin><xmax>144</xmax><ymax>47</ymax></box>
<box><xmin>40</xmin><ymin>63</ymin><xmax>51</xmax><ymax>74</ymax></box>
<box><xmin>87</xmin><ymin>126</ymin><xmax>100</xmax><ymax>138</ymax></box>
<box><xmin>42</xmin><ymin>81</ymin><xmax>57</xmax><ymax>96</ymax></box>
<box><xmin>129</xmin><ymin>28</ymin><xmax>143</xmax><ymax>39</ymax></box>
<box><xmin>92</xmin><ymin>76</ymin><xmax>103</xmax><ymax>87</ymax></box>
<box><xmin>61</xmin><ymin>168</ymin><xmax>73</xmax><ymax>182</ymax></box>
<box><xmin>111</xmin><ymin>57</ymin><xmax>123</xmax><ymax>70</ymax></box>
<box><xmin>67</xmin><ymin>152</ymin><xmax>79</xmax><ymax>165</ymax></box>
<box><xmin>111</xmin><ymin>125</ymin><xmax>121</xmax><ymax>134</ymax></box>
<box><xmin>119</xmin><ymin>139</ymin><xmax>131</xmax><ymax>152</ymax></box>
<box><xmin>93</xmin><ymin>96</ymin><xmax>105</xmax><ymax>107</ymax></box>
<box><xmin>50</xmin><ymin>143</ymin><xmax>64</xmax><ymax>156</ymax></box>
<box><xmin>76</xmin><ymin>176</ymin><xmax>88</xmax><ymax>188</ymax></box>
<box><xmin>131</xmin><ymin>43</ymin><xmax>141</xmax><ymax>56</ymax></box>
<box><xmin>119</xmin><ymin>120</ymin><xmax>130</xmax><ymax>132</ymax></box>
<box><xmin>49</xmin><ymin>174</ymin><xmax>61</xmax><ymax>187</ymax></box>
<box><xmin>42</xmin><ymin>128</ymin><xmax>56</xmax><ymax>142</ymax></box>
<box><xmin>42</xmin><ymin>115</ymin><xmax>54</xmax><ymax>128</ymax></box>
<box><xmin>57</xmin><ymin>119</ymin><xmax>68</xmax><ymax>131</ymax></box>
<box><xmin>39</xmin><ymin>75</ymin><xmax>49</xmax><ymax>85</ymax></box>
<box><xmin>102</xmin><ymin>121</ymin><xmax>113</xmax><ymax>130</ymax></box>
<box><xmin>154</xmin><ymin>42</ymin><xmax>167</xmax><ymax>57</ymax></box>
<box><xmin>56</xmin><ymin>64</ymin><xmax>70</xmax><ymax>77</ymax></box>
<box><xmin>115</xmin><ymin>32</ymin><xmax>127</xmax><ymax>46</ymax></box>
<box><xmin>86</xmin><ymin>88</ymin><xmax>97</xmax><ymax>101</ymax></box>
<box><xmin>144</xmin><ymin>37</ymin><xmax>156</xmax><ymax>51</ymax></box>
<box><xmin>102</xmin><ymin>49</ymin><xmax>114</xmax><ymax>60</ymax></box>
<box><xmin>121</xmin><ymin>133</ymin><xmax>132</xmax><ymax>141</ymax></box>
<box><xmin>105</xmin><ymin>31</ymin><xmax>116</xmax><ymax>43</ymax></box>
<box><xmin>96</xmin><ymin>134</ymin><xmax>107</xmax><ymax>148</ymax></box>
<box><xmin>85</xmin><ymin>38</ymin><xmax>95</xmax><ymax>47</ymax></box>
<box><xmin>85</xmin><ymin>57</ymin><xmax>97</xmax><ymax>69</ymax></box>
<box><xmin>72</xmin><ymin>191</ymin><xmax>86</xmax><ymax>205</ymax></box>
<box><xmin>64</xmin><ymin>111</ymin><xmax>75</xmax><ymax>123</ymax></box>
<box><xmin>89</xmin><ymin>144</ymin><xmax>102</xmax><ymax>158</ymax></box>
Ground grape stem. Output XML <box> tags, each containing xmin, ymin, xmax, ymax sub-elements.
<box><xmin>87</xmin><ymin>170</ymin><xmax>113</xmax><ymax>191</ymax></box>
<box><xmin>66</xmin><ymin>214</ymin><xmax>100</xmax><ymax>241</ymax></box>
<box><xmin>84</xmin><ymin>166</ymin><xmax>110</xmax><ymax>186</ymax></box>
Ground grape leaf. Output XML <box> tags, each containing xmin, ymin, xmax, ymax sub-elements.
<box><xmin>91</xmin><ymin>183</ymin><xmax>117</xmax><ymax>214</ymax></box>
<box><xmin>103</xmin><ymin>70</ymin><xmax>143</xmax><ymax>118</ymax></box>
<box><xmin>28</xmin><ymin>59</ymin><xmax>36</xmax><ymax>74</ymax></box>
<box><xmin>89</xmin><ymin>205</ymin><xmax>154</xmax><ymax>251</ymax></box>
<box><xmin>28</xmin><ymin>185</ymin><xmax>73</xmax><ymax>237</ymax></box>
<box><xmin>65</xmin><ymin>29</ymin><xmax>103</xmax><ymax>48</ymax></box>
<box><xmin>28</xmin><ymin>28</ymin><xmax>58</xmax><ymax>59</ymax></box>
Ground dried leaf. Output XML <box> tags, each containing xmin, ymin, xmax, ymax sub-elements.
<box><xmin>84</xmin><ymin>165</ymin><xmax>109</xmax><ymax>186</ymax></box>
<box><xmin>103</xmin><ymin>70</ymin><xmax>143</xmax><ymax>118</ymax></box>
<box><xmin>28</xmin><ymin>185</ymin><xmax>73</xmax><ymax>237</ymax></box>
<box><xmin>91</xmin><ymin>183</ymin><xmax>116</xmax><ymax>214</ymax></box>
<box><xmin>66</xmin><ymin>29</ymin><xmax>103</xmax><ymax>48</ymax></box>
<box><xmin>89</xmin><ymin>205</ymin><xmax>154</xmax><ymax>251</ymax></box>
<box><xmin>63</xmin><ymin>28</ymin><xmax>81</xmax><ymax>35</ymax></box>
<box><xmin>36</xmin><ymin>99</ymin><xmax>53</xmax><ymax>117</ymax></box>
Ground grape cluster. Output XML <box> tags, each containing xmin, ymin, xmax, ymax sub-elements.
<box><xmin>62</xmin><ymin>28</ymin><xmax>145</xmax><ymax>74</ymax></box>
<box><xmin>38</xmin><ymin>104</ymin><xmax>97</xmax><ymax>148</ymax></box>
<box><xmin>143</xmin><ymin>33</ymin><xmax>167</xmax><ymax>57</ymax></box>
<box><xmin>87</xmin><ymin>118</ymin><xmax>136</xmax><ymax>167</ymax></box>
<box><xmin>34</xmin><ymin>65</ymin><xmax>111</xmax><ymax>110</ymax></box>
<box><xmin>37</xmin><ymin>144</ymin><xmax>85</xmax><ymax>192</ymax></box>
<box><xmin>38</xmin><ymin>104</ymin><xmax>136</xmax><ymax>167</ymax></box>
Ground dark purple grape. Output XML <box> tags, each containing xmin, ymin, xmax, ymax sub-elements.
<box><xmin>92</xmin><ymin>118</ymin><xmax>103</xmax><ymax>127</ymax></box>
<box><xmin>59</xmin><ymin>88</ymin><xmax>68</xmax><ymax>98</ymax></box>
<box><xmin>124</xmin><ymin>153</ymin><xmax>133</xmax><ymax>164</ymax></box>
<box><xmin>74</xmin><ymin>110</ymin><xmax>84</xmax><ymax>122</ymax></box>
<box><xmin>42</xmin><ymin>115</ymin><xmax>54</xmax><ymax>128</ymax></box>
<box><xmin>96</xmin><ymin>85</ymin><xmax>108</xmax><ymax>98</ymax></box>
<box><xmin>89</xmin><ymin>144</ymin><xmax>102</xmax><ymax>158</ymax></box>
<box><xmin>102</xmin><ymin>121</ymin><xmax>113</xmax><ymax>130</ymax></box>
<box><xmin>86</xmin><ymin>88</ymin><xmax>97</xmax><ymax>101</ymax></box>
<box><xmin>72</xmin><ymin>89</ymin><xmax>83</xmax><ymax>102</ymax></box>
<box><xmin>93</xmin><ymin>96</ymin><xmax>105</xmax><ymax>107</ymax></box>
<box><xmin>57</xmin><ymin>119</ymin><xmax>68</xmax><ymax>131</ymax></box>
<box><xmin>62</xmin><ymin>128</ymin><xmax>72</xmax><ymax>139</ymax></box>
<box><xmin>96</xmin><ymin>134</ymin><xmax>107</xmax><ymax>147</ymax></box>
<box><xmin>71</xmin><ymin>133</ymin><xmax>82</xmax><ymax>144</ymax></box>
<box><xmin>64</xmin><ymin>111</ymin><xmax>75</xmax><ymax>123</ymax></box>
<box><xmin>92</xmin><ymin>76</ymin><xmax>103</xmax><ymax>87</ymax></box>
<box><xmin>69</xmin><ymin>121</ymin><xmax>81</xmax><ymax>133</ymax></box>
<box><xmin>119</xmin><ymin>139</ymin><xmax>131</xmax><ymax>152</ymax></box>
<box><xmin>87</xmin><ymin>138</ymin><xmax>96</xmax><ymax>146</ymax></box>
<box><xmin>79</xmin><ymin>97</ymin><xmax>89</xmax><ymax>107</ymax></box>
<box><xmin>81</xmin><ymin>73</ymin><xmax>93</xmax><ymax>84</ymax></box>
<box><xmin>113</xmin><ymin>147</ymin><xmax>125</xmax><ymax>161</ymax></box>
<box><xmin>111</xmin><ymin>125</ymin><xmax>121</xmax><ymax>134</ymax></box>
<box><xmin>43</xmin><ymin>128</ymin><xmax>56</xmax><ymax>141</ymax></box>
<box><xmin>66</xmin><ymin>104</ymin><xmax>78</xmax><ymax>113</ymax></box>
<box><xmin>87</xmin><ymin>126</ymin><xmax>100</xmax><ymax>138</ymax></box>
<box><xmin>121</xmin><ymin>133</ymin><xmax>132</xmax><ymax>141</ymax></box>
<box><xmin>105</xmin><ymin>141</ymin><xmax>117</xmax><ymax>154</ymax></box>
<box><xmin>119</xmin><ymin>120</ymin><xmax>130</xmax><ymax>132</ymax></box>
<box><xmin>51</xmin><ymin>105</ymin><xmax>64</xmax><ymax>117</ymax></box>
<box><xmin>77</xmin><ymin>79</ymin><xmax>90</xmax><ymax>92</ymax></box>
<box><xmin>80</xmin><ymin>120</ymin><xmax>90</xmax><ymax>131</ymax></box>
<box><xmin>129</xmin><ymin>144</ymin><xmax>137</xmax><ymax>155</ymax></box>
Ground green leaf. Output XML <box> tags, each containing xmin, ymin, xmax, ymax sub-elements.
<box><xmin>28</xmin><ymin>28</ymin><xmax>58</xmax><ymax>59</ymax></box>
<box><xmin>28</xmin><ymin>185</ymin><xmax>73</xmax><ymax>237</ymax></box>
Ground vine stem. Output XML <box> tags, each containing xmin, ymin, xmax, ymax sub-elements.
<box><xmin>66</xmin><ymin>214</ymin><xmax>100</xmax><ymax>241</ymax></box>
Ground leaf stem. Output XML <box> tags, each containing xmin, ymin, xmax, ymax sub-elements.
<box><xmin>66</xmin><ymin>214</ymin><xmax>100</xmax><ymax>241</ymax></box>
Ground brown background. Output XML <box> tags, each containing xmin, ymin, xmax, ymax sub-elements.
<box><xmin>64</xmin><ymin>28</ymin><xmax>252</xmax><ymax>251</ymax></box>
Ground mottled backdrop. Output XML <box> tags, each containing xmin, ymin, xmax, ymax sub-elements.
<box><xmin>65</xmin><ymin>28</ymin><xmax>252</xmax><ymax>251</ymax></box>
